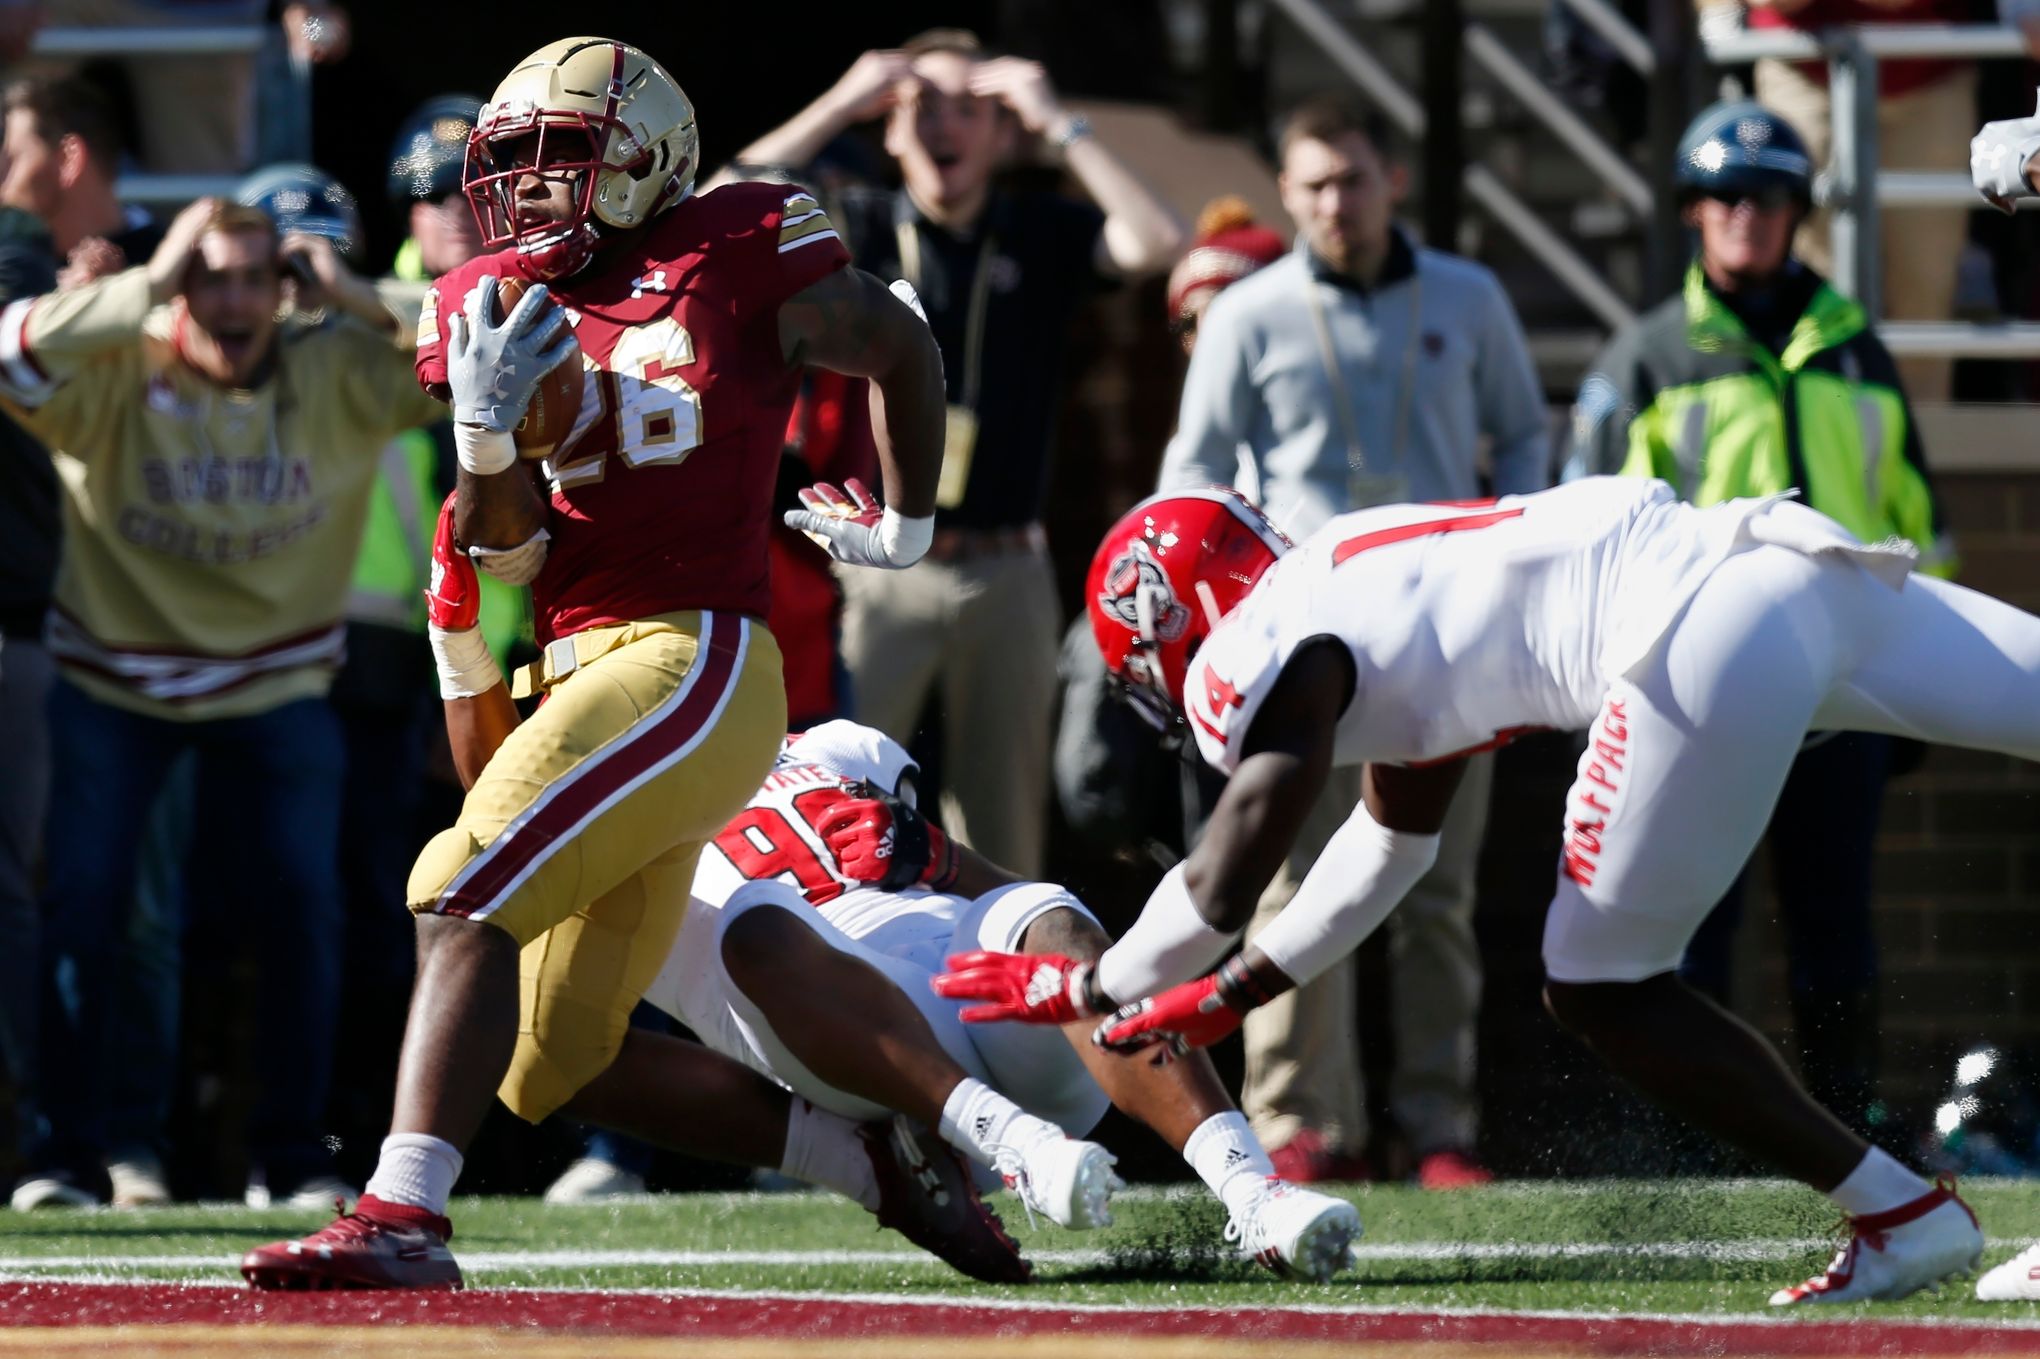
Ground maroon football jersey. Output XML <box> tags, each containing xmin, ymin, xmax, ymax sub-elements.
<box><xmin>418</xmin><ymin>181</ymin><xmax>848</xmax><ymax>641</ymax></box>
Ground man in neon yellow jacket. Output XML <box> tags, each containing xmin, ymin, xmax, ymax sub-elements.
<box><xmin>1565</xmin><ymin>100</ymin><xmax>1953</xmax><ymax>1138</ymax></box>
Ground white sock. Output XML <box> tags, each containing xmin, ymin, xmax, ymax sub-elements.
<box><xmin>779</xmin><ymin>1099</ymin><xmax>879</xmax><ymax>1212</ymax></box>
<box><xmin>1828</xmin><ymin>1146</ymin><xmax>1931</xmax><ymax>1217</ymax></box>
<box><xmin>938</xmin><ymin>1077</ymin><xmax>1061</xmax><ymax>1170</ymax></box>
<box><xmin>363</xmin><ymin>1133</ymin><xmax>464</xmax><ymax>1215</ymax></box>
<box><xmin>1183</xmin><ymin>1111</ymin><xmax>1275</xmax><ymax>1219</ymax></box>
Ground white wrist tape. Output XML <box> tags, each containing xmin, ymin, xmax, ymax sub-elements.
<box><xmin>454</xmin><ymin>423</ymin><xmax>517</xmax><ymax>476</ymax></box>
<box><xmin>429</xmin><ymin>625</ymin><xmax>502</xmax><ymax>701</ymax></box>
<box><xmin>469</xmin><ymin>528</ymin><xmax>549</xmax><ymax>586</ymax></box>
<box><xmin>879</xmin><ymin>507</ymin><xmax>934</xmax><ymax>568</ymax></box>
<box><xmin>1095</xmin><ymin>862</ymin><xmax>1240</xmax><ymax>1003</ymax></box>
<box><xmin>1252</xmin><ymin>800</ymin><xmax>1439</xmax><ymax>989</ymax></box>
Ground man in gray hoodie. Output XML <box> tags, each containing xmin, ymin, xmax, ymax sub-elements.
<box><xmin>1156</xmin><ymin>96</ymin><xmax>1549</xmax><ymax>1187</ymax></box>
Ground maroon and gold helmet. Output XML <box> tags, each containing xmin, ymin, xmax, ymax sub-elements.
<box><xmin>464</xmin><ymin>37</ymin><xmax>699</xmax><ymax>280</ymax></box>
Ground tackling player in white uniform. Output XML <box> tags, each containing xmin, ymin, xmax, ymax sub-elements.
<box><xmin>647</xmin><ymin>717</ymin><xmax>1361</xmax><ymax>1282</ymax></box>
<box><xmin>939</xmin><ymin>475</ymin><xmax>2040</xmax><ymax>1305</ymax></box>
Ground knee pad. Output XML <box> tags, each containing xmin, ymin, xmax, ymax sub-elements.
<box><xmin>406</xmin><ymin>826</ymin><xmax>487</xmax><ymax>915</ymax></box>
<box><xmin>962</xmin><ymin>881</ymin><xmax>1100</xmax><ymax>956</ymax></box>
<box><xmin>498</xmin><ymin>1003</ymin><xmax>626</xmax><ymax>1124</ymax></box>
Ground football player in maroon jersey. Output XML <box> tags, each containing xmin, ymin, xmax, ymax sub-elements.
<box><xmin>245</xmin><ymin>37</ymin><xmax>950</xmax><ymax>1289</ymax></box>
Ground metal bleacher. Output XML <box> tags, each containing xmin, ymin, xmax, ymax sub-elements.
<box><xmin>30</xmin><ymin>21</ymin><xmax>309</xmax><ymax>205</ymax></box>
<box><xmin>1254</xmin><ymin>0</ymin><xmax>2040</xmax><ymax>367</ymax></box>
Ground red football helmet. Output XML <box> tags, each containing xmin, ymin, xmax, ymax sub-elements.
<box><xmin>1087</xmin><ymin>488</ymin><xmax>1290</xmax><ymax>731</ymax></box>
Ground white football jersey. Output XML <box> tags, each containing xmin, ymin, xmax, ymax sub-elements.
<box><xmin>1183</xmin><ymin>476</ymin><xmax>1782</xmax><ymax>773</ymax></box>
<box><xmin>694</xmin><ymin>719</ymin><xmax>961</xmax><ymax>946</ymax></box>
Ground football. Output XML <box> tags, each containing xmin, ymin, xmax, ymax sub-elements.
<box><xmin>491</xmin><ymin>273</ymin><xmax>584</xmax><ymax>462</ymax></box>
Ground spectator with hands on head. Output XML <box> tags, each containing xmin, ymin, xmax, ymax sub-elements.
<box><xmin>4</xmin><ymin>190</ymin><xmax>442</xmax><ymax>1212</ymax></box>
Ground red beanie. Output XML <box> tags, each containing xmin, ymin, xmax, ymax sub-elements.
<box><xmin>1166</xmin><ymin>196</ymin><xmax>1287</xmax><ymax>323</ymax></box>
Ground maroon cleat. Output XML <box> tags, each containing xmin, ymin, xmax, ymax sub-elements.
<box><xmin>241</xmin><ymin>1194</ymin><xmax>463</xmax><ymax>1291</ymax></box>
<box><xmin>863</xmin><ymin>1115</ymin><xmax>1031</xmax><ymax>1284</ymax></box>
<box><xmin>1267</xmin><ymin>1128</ymin><xmax>1372</xmax><ymax>1185</ymax></box>
<box><xmin>1417</xmin><ymin>1149</ymin><xmax>1495</xmax><ymax>1190</ymax></box>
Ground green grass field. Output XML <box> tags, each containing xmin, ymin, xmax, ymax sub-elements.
<box><xmin>8</xmin><ymin>1178</ymin><xmax>2040</xmax><ymax>1319</ymax></box>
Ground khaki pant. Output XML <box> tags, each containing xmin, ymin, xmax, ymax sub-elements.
<box><xmin>1240</xmin><ymin>754</ymin><xmax>1492</xmax><ymax>1157</ymax></box>
<box><xmin>839</xmin><ymin>546</ymin><xmax>1060</xmax><ymax>877</ymax></box>
<box><xmin>1755</xmin><ymin>59</ymin><xmax>1978</xmax><ymax>402</ymax></box>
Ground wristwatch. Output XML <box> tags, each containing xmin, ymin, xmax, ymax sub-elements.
<box><xmin>1054</xmin><ymin>114</ymin><xmax>1093</xmax><ymax>149</ymax></box>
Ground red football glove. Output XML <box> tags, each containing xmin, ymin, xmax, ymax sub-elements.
<box><xmin>424</xmin><ymin>491</ymin><xmax>480</xmax><ymax>633</ymax></box>
<box><xmin>1092</xmin><ymin>974</ymin><xmax>1248</xmax><ymax>1064</ymax></box>
<box><xmin>933</xmin><ymin>951</ymin><xmax>1106</xmax><ymax>1026</ymax></box>
<box><xmin>816</xmin><ymin>780</ymin><xmax>957</xmax><ymax>892</ymax></box>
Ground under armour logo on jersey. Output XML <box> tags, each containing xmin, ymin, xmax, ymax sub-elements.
<box><xmin>1024</xmin><ymin>964</ymin><xmax>1066</xmax><ymax>1009</ymax></box>
<box><xmin>630</xmin><ymin>270</ymin><xmax>670</xmax><ymax>299</ymax></box>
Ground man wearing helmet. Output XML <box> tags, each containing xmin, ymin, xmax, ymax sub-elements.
<box><xmin>1559</xmin><ymin>100</ymin><xmax>1952</xmax><ymax>1145</ymax></box>
<box><xmin>938</xmin><ymin>465</ymin><xmax>2040</xmax><ymax>1302</ymax></box>
<box><xmin>244</xmin><ymin>37</ymin><xmax>944</xmax><ymax>1288</ymax></box>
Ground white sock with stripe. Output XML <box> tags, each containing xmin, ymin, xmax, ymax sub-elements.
<box><xmin>937</xmin><ymin>1077</ymin><xmax>1062</xmax><ymax>1170</ymax></box>
<box><xmin>1184</xmin><ymin>1111</ymin><xmax>1277</xmax><ymax>1219</ymax></box>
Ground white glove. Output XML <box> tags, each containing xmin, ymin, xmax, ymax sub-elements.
<box><xmin>783</xmin><ymin>476</ymin><xmax>933</xmax><ymax>570</ymax></box>
<box><xmin>446</xmin><ymin>276</ymin><xmax>577</xmax><ymax>433</ymax></box>
<box><xmin>1971</xmin><ymin>90</ymin><xmax>2040</xmax><ymax>214</ymax></box>
<box><xmin>889</xmin><ymin>278</ymin><xmax>928</xmax><ymax>323</ymax></box>
<box><xmin>468</xmin><ymin>529</ymin><xmax>550</xmax><ymax>586</ymax></box>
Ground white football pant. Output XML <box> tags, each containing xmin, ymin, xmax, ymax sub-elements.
<box><xmin>1545</xmin><ymin>519</ymin><xmax>2040</xmax><ymax>982</ymax></box>
<box><xmin>651</xmin><ymin>880</ymin><xmax>1111</xmax><ymax>1138</ymax></box>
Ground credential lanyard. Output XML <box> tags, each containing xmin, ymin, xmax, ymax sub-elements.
<box><xmin>897</xmin><ymin>219</ymin><xmax>995</xmax><ymax>410</ymax></box>
<box><xmin>1302</xmin><ymin>266</ymin><xmax>1422</xmax><ymax>495</ymax></box>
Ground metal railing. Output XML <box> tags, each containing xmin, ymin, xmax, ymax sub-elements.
<box><xmin>1266</xmin><ymin>0</ymin><xmax>1638</xmax><ymax>328</ymax></box>
<box><xmin>1703</xmin><ymin>21</ymin><xmax>2040</xmax><ymax>357</ymax></box>
<box><xmin>29</xmin><ymin>24</ymin><xmax>311</xmax><ymax>202</ymax></box>
<box><xmin>1271</xmin><ymin>3</ymin><xmax>2040</xmax><ymax>357</ymax></box>
<box><xmin>1559</xmin><ymin>0</ymin><xmax>1657</xmax><ymax>76</ymax></box>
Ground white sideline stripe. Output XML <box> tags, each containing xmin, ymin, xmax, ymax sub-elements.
<box><xmin>0</xmin><ymin>1236</ymin><xmax>1939</xmax><ymax>1272</ymax></box>
<box><xmin>9</xmin><ymin>1273</ymin><xmax>2040</xmax><ymax>1337</ymax></box>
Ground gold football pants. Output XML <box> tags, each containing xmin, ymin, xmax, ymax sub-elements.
<box><xmin>407</xmin><ymin>610</ymin><xmax>785</xmax><ymax>1121</ymax></box>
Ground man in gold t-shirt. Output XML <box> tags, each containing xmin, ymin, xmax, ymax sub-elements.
<box><xmin>4</xmin><ymin>195</ymin><xmax>441</xmax><ymax>1209</ymax></box>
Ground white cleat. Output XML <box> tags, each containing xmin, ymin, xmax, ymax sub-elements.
<box><xmin>995</xmin><ymin>1138</ymin><xmax>1124</xmax><ymax>1230</ymax></box>
<box><xmin>1977</xmin><ymin>1241</ymin><xmax>2040</xmax><ymax>1301</ymax></box>
<box><xmin>1770</xmin><ymin>1180</ymin><xmax>1982</xmax><ymax>1306</ymax></box>
<box><xmin>1225</xmin><ymin>1177</ymin><xmax>1362</xmax><ymax>1283</ymax></box>
<box><xmin>107</xmin><ymin>1154</ymin><xmax>171</xmax><ymax>1209</ymax></box>
<box><xmin>9</xmin><ymin>1174</ymin><xmax>102</xmax><ymax>1211</ymax></box>
<box><xmin>543</xmin><ymin>1157</ymin><xmax>648</xmax><ymax>1205</ymax></box>
<box><xmin>282</xmin><ymin>1176</ymin><xmax>364</xmax><ymax>1213</ymax></box>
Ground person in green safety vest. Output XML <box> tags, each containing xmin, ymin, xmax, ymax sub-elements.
<box><xmin>1563</xmin><ymin>99</ymin><xmax>1956</xmax><ymax>1141</ymax></box>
